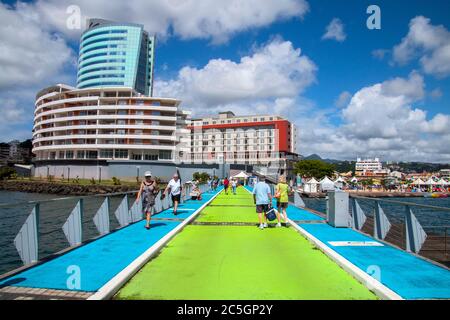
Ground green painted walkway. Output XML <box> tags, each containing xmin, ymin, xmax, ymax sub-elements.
<box><xmin>116</xmin><ymin>187</ymin><xmax>377</xmax><ymax>300</ymax></box>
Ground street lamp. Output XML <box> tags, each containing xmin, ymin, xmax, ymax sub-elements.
<box><xmin>136</xmin><ymin>166</ymin><xmax>140</xmax><ymax>182</ymax></box>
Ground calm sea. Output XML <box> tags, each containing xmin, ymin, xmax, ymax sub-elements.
<box><xmin>0</xmin><ymin>191</ymin><xmax>449</xmax><ymax>275</ymax></box>
<box><xmin>0</xmin><ymin>191</ymin><xmax>125</xmax><ymax>275</ymax></box>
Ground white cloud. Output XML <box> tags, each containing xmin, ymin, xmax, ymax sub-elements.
<box><xmin>334</xmin><ymin>91</ymin><xmax>352</xmax><ymax>108</ymax></box>
<box><xmin>0</xmin><ymin>3</ymin><xmax>76</xmax><ymax>142</ymax></box>
<box><xmin>154</xmin><ymin>38</ymin><xmax>317</xmax><ymax>115</ymax></box>
<box><xmin>20</xmin><ymin>0</ymin><xmax>310</xmax><ymax>43</ymax></box>
<box><xmin>393</xmin><ymin>16</ymin><xmax>450</xmax><ymax>77</ymax></box>
<box><xmin>322</xmin><ymin>18</ymin><xmax>346</xmax><ymax>42</ymax></box>
<box><xmin>0</xmin><ymin>2</ymin><xmax>75</xmax><ymax>89</ymax></box>
<box><xmin>296</xmin><ymin>73</ymin><xmax>450</xmax><ymax>162</ymax></box>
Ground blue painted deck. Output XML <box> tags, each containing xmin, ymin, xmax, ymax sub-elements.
<box><xmin>300</xmin><ymin>223</ymin><xmax>450</xmax><ymax>299</ymax></box>
<box><xmin>0</xmin><ymin>189</ymin><xmax>221</xmax><ymax>292</ymax></box>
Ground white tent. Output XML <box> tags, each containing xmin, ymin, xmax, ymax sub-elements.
<box><xmin>304</xmin><ymin>178</ymin><xmax>320</xmax><ymax>193</ymax></box>
<box><xmin>425</xmin><ymin>178</ymin><xmax>438</xmax><ymax>185</ymax></box>
<box><xmin>334</xmin><ymin>176</ymin><xmax>346</xmax><ymax>189</ymax></box>
<box><xmin>411</xmin><ymin>178</ymin><xmax>426</xmax><ymax>186</ymax></box>
<box><xmin>320</xmin><ymin>177</ymin><xmax>335</xmax><ymax>191</ymax></box>
<box><xmin>436</xmin><ymin>178</ymin><xmax>448</xmax><ymax>186</ymax></box>
<box><xmin>232</xmin><ymin>171</ymin><xmax>249</xmax><ymax>179</ymax></box>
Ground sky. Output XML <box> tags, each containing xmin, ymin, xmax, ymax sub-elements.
<box><xmin>0</xmin><ymin>0</ymin><xmax>449</xmax><ymax>162</ymax></box>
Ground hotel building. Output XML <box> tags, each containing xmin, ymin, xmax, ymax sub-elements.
<box><xmin>188</xmin><ymin>111</ymin><xmax>298</xmax><ymax>168</ymax></box>
<box><xmin>33</xmin><ymin>84</ymin><xmax>190</xmax><ymax>164</ymax></box>
<box><xmin>77</xmin><ymin>19</ymin><xmax>155</xmax><ymax>96</ymax></box>
<box><xmin>355</xmin><ymin>157</ymin><xmax>390</xmax><ymax>177</ymax></box>
<box><xmin>32</xmin><ymin>19</ymin><xmax>196</xmax><ymax>180</ymax></box>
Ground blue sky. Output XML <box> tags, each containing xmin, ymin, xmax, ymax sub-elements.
<box><xmin>0</xmin><ymin>0</ymin><xmax>449</xmax><ymax>162</ymax></box>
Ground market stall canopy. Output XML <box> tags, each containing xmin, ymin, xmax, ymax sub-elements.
<box><xmin>320</xmin><ymin>177</ymin><xmax>335</xmax><ymax>191</ymax></box>
<box><xmin>334</xmin><ymin>177</ymin><xmax>346</xmax><ymax>183</ymax></box>
<box><xmin>425</xmin><ymin>178</ymin><xmax>438</xmax><ymax>185</ymax></box>
<box><xmin>232</xmin><ymin>171</ymin><xmax>249</xmax><ymax>179</ymax></box>
<box><xmin>411</xmin><ymin>178</ymin><xmax>426</xmax><ymax>185</ymax></box>
<box><xmin>306</xmin><ymin>178</ymin><xmax>320</xmax><ymax>184</ymax></box>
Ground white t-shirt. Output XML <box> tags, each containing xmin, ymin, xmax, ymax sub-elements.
<box><xmin>231</xmin><ymin>180</ymin><xmax>237</xmax><ymax>187</ymax></box>
<box><xmin>168</xmin><ymin>179</ymin><xmax>181</xmax><ymax>195</ymax></box>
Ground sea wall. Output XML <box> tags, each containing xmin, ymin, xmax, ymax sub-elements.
<box><xmin>32</xmin><ymin>160</ymin><xmax>235</xmax><ymax>181</ymax></box>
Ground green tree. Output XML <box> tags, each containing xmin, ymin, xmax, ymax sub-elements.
<box><xmin>0</xmin><ymin>166</ymin><xmax>16</xmax><ymax>180</ymax></box>
<box><xmin>193</xmin><ymin>172</ymin><xmax>210</xmax><ymax>183</ymax></box>
<box><xmin>294</xmin><ymin>160</ymin><xmax>335</xmax><ymax>179</ymax></box>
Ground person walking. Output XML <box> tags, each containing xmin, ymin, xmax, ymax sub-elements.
<box><xmin>223</xmin><ymin>177</ymin><xmax>230</xmax><ymax>195</ymax></box>
<box><xmin>136</xmin><ymin>171</ymin><xmax>159</xmax><ymax>230</ymax></box>
<box><xmin>207</xmin><ymin>177</ymin><xmax>212</xmax><ymax>192</ymax></box>
<box><xmin>231</xmin><ymin>178</ymin><xmax>237</xmax><ymax>195</ymax></box>
<box><xmin>253</xmin><ymin>177</ymin><xmax>281</xmax><ymax>229</ymax></box>
<box><xmin>275</xmin><ymin>176</ymin><xmax>290</xmax><ymax>227</ymax></box>
<box><xmin>163</xmin><ymin>173</ymin><xmax>182</xmax><ymax>215</ymax></box>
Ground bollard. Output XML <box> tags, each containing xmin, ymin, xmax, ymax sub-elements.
<box><xmin>327</xmin><ymin>191</ymin><xmax>350</xmax><ymax>227</ymax></box>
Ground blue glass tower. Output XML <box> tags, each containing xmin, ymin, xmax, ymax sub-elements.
<box><xmin>77</xmin><ymin>19</ymin><xmax>155</xmax><ymax>96</ymax></box>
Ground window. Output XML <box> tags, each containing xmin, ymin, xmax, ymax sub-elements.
<box><xmin>100</xmin><ymin>149</ymin><xmax>113</xmax><ymax>158</ymax></box>
<box><xmin>159</xmin><ymin>150</ymin><xmax>172</xmax><ymax>160</ymax></box>
<box><xmin>131</xmin><ymin>153</ymin><xmax>142</xmax><ymax>160</ymax></box>
<box><xmin>76</xmin><ymin>150</ymin><xmax>85</xmax><ymax>159</ymax></box>
<box><xmin>86</xmin><ymin>151</ymin><xmax>98</xmax><ymax>159</ymax></box>
<box><xmin>114</xmin><ymin>149</ymin><xmax>128</xmax><ymax>159</ymax></box>
<box><xmin>144</xmin><ymin>154</ymin><xmax>158</xmax><ymax>161</ymax></box>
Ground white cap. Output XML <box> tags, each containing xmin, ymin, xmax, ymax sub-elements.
<box><xmin>144</xmin><ymin>171</ymin><xmax>152</xmax><ymax>177</ymax></box>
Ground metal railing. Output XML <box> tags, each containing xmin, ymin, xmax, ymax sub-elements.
<box><xmin>0</xmin><ymin>182</ymin><xmax>210</xmax><ymax>276</ymax></box>
<box><xmin>348</xmin><ymin>194</ymin><xmax>450</xmax><ymax>267</ymax></box>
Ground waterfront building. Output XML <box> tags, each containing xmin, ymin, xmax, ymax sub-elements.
<box><xmin>77</xmin><ymin>19</ymin><xmax>155</xmax><ymax>96</ymax></box>
<box><xmin>188</xmin><ymin>111</ymin><xmax>299</xmax><ymax>169</ymax></box>
<box><xmin>33</xmin><ymin>84</ymin><xmax>190</xmax><ymax>164</ymax></box>
<box><xmin>439</xmin><ymin>169</ymin><xmax>450</xmax><ymax>179</ymax></box>
<box><xmin>355</xmin><ymin>157</ymin><xmax>390</xmax><ymax>177</ymax></box>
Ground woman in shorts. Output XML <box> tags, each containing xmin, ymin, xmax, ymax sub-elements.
<box><xmin>136</xmin><ymin>171</ymin><xmax>159</xmax><ymax>230</ymax></box>
<box><xmin>275</xmin><ymin>176</ymin><xmax>290</xmax><ymax>227</ymax></box>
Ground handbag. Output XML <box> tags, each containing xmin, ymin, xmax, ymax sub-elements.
<box><xmin>265</xmin><ymin>208</ymin><xmax>278</xmax><ymax>221</ymax></box>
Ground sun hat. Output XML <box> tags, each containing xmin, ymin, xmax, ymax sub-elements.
<box><xmin>144</xmin><ymin>171</ymin><xmax>152</xmax><ymax>177</ymax></box>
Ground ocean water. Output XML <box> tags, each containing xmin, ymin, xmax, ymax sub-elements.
<box><xmin>304</xmin><ymin>196</ymin><xmax>450</xmax><ymax>230</ymax></box>
<box><xmin>0</xmin><ymin>191</ymin><xmax>449</xmax><ymax>275</ymax></box>
<box><xmin>0</xmin><ymin>191</ymin><xmax>126</xmax><ymax>275</ymax></box>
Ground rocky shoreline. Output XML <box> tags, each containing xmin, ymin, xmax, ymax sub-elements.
<box><xmin>0</xmin><ymin>180</ymin><xmax>139</xmax><ymax>196</ymax></box>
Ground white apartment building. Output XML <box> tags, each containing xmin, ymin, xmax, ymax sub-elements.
<box><xmin>355</xmin><ymin>157</ymin><xmax>390</xmax><ymax>176</ymax></box>
<box><xmin>33</xmin><ymin>84</ymin><xmax>191</xmax><ymax>163</ymax></box>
